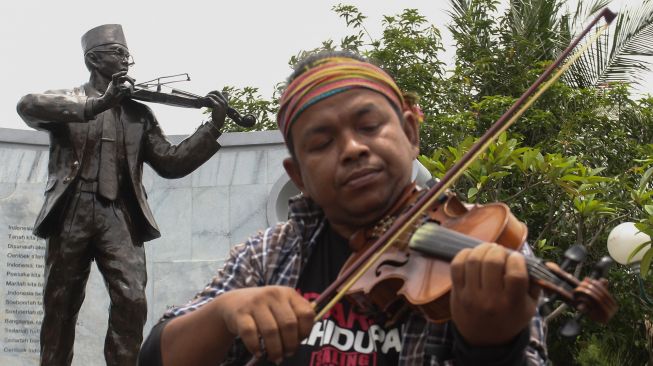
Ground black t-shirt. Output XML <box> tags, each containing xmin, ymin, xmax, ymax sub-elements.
<box><xmin>281</xmin><ymin>225</ymin><xmax>402</xmax><ymax>366</ymax></box>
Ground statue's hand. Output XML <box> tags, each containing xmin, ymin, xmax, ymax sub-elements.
<box><xmin>94</xmin><ymin>71</ymin><xmax>135</xmax><ymax>114</ymax></box>
<box><xmin>205</xmin><ymin>91</ymin><xmax>228</xmax><ymax>131</ymax></box>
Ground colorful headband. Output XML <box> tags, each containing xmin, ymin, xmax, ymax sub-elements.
<box><xmin>277</xmin><ymin>57</ymin><xmax>422</xmax><ymax>140</ymax></box>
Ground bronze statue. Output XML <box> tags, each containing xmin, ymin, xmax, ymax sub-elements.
<box><xmin>16</xmin><ymin>24</ymin><xmax>228</xmax><ymax>366</ymax></box>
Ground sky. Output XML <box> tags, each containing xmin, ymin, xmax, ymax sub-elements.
<box><xmin>0</xmin><ymin>0</ymin><xmax>648</xmax><ymax>135</ymax></box>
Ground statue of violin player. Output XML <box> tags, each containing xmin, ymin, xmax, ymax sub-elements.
<box><xmin>16</xmin><ymin>24</ymin><xmax>232</xmax><ymax>366</ymax></box>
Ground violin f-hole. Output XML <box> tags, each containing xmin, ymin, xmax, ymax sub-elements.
<box><xmin>375</xmin><ymin>252</ymin><xmax>410</xmax><ymax>276</ymax></box>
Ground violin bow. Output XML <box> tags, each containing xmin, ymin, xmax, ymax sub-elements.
<box><xmin>312</xmin><ymin>8</ymin><xmax>618</xmax><ymax>321</ymax></box>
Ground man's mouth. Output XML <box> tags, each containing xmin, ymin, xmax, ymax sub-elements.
<box><xmin>342</xmin><ymin>167</ymin><xmax>381</xmax><ymax>188</ymax></box>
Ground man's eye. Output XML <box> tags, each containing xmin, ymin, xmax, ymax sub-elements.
<box><xmin>360</xmin><ymin>123</ymin><xmax>380</xmax><ymax>132</ymax></box>
<box><xmin>308</xmin><ymin>138</ymin><xmax>332</xmax><ymax>151</ymax></box>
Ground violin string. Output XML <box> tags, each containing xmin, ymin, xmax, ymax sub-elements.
<box><xmin>525</xmin><ymin>258</ymin><xmax>572</xmax><ymax>290</ymax></box>
<box><xmin>409</xmin><ymin>224</ymin><xmax>574</xmax><ymax>291</ymax></box>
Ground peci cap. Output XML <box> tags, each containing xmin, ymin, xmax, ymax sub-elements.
<box><xmin>81</xmin><ymin>24</ymin><xmax>127</xmax><ymax>54</ymax></box>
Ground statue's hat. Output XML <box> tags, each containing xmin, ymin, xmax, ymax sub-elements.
<box><xmin>81</xmin><ymin>24</ymin><xmax>127</xmax><ymax>54</ymax></box>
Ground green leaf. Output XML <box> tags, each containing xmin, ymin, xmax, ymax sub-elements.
<box><xmin>560</xmin><ymin>174</ymin><xmax>590</xmax><ymax>182</ymax></box>
<box><xmin>639</xmin><ymin>166</ymin><xmax>653</xmax><ymax>190</ymax></box>
<box><xmin>640</xmin><ymin>248</ymin><xmax>653</xmax><ymax>277</ymax></box>
<box><xmin>627</xmin><ymin>240</ymin><xmax>652</xmax><ymax>264</ymax></box>
<box><xmin>467</xmin><ymin>187</ymin><xmax>478</xmax><ymax>200</ymax></box>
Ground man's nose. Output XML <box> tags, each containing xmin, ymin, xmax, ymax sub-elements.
<box><xmin>340</xmin><ymin>135</ymin><xmax>370</xmax><ymax>163</ymax></box>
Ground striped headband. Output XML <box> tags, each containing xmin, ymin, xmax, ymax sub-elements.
<box><xmin>277</xmin><ymin>57</ymin><xmax>412</xmax><ymax>140</ymax></box>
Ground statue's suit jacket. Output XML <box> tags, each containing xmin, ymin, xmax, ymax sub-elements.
<box><xmin>17</xmin><ymin>84</ymin><xmax>220</xmax><ymax>242</ymax></box>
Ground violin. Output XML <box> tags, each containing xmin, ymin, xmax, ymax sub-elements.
<box><xmin>126</xmin><ymin>73</ymin><xmax>257</xmax><ymax>128</ymax></box>
<box><xmin>343</xmin><ymin>189</ymin><xmax>617</xmax><ymax>330</ymax></box>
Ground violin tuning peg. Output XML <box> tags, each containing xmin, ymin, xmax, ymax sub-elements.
<box><xmin>590</xmin><ymin>256</ymin><xmax>613</xmax><ymax>279</ymax></box>
<box><xmin>560</xmin><ymin>245</ymin><xmax>587</xmax><ymax>271</ymax></box>
<box><xmin>538</xmin><ymin>299</ymin><xmax>554</xmax><ymax>316</ymax></box>
<box><xmin>560</xmin><ymin>313</ymin><xmax>583</xmax><ymax>338</ymax></box>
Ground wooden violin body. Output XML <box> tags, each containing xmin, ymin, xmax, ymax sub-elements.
<box><xmin>341</xmin><ymin>191</ymin><xmax>617</xmax><ymax>326</ymax></box>
<box><xmin>343</xmin><ymin>192</ymin><xmax>527</xmax><ymax>323</ymax></box>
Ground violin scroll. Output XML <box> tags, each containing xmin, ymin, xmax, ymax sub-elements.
<box><xmin>540</xmin><ymin>255</ymin><xmax>618</xmax><ymax>337</ymax></box>
<box><xmin>225</xmin><ymin>105</ymin><xmax>256</xmax><ymax>128</ymax></box>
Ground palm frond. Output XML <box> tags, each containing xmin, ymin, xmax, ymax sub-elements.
<box><xmin>565</xmin><ymin>0</ymin><xmax>653</xmax><ymax>88</ymax></box>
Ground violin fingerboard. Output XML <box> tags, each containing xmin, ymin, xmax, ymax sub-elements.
<box><xmin>408</xmin><ymin>222</ymin><xmax>480</xmax><ymax>259</ymax></box>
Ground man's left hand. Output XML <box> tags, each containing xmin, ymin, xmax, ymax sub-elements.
<box><xmin>205</xmin><ymin>91</ymin><xmax>228</xmax><ymax>131</ymax></box>
<box><xmin>450</xmin><ymin>243</ymin><xmax>539</xmax><ymax>346</ymax></box>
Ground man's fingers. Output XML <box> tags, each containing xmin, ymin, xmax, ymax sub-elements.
<box><xmin>504</xmin><ymin>251</ymin><xmax>529</xmax><ymax>299</ymax></box>
<box><xmin>207</xmin><ymin>95</ymin><xmax>227</xmax><ymax>108</ymax></box>
<box><xmin>253</xmin><ymin>307</ymin><xmax>285</xmax><ymax>363</ymax></box>
<box><xmin>206</xmin><ymin>90</ymin><xmax>228</xmax><ymax>104</ymax></box>
<box><xmin>112</xmin><ymin>71</ymin><xmax>128</xmax><ymax>83</ymax></box>
<box><xmin>480</xmin><ymin>244</ymin><xmax>508</xmax><ymax>291</ymax></box>
<box><xmin>451</xmin><ymin>247</ymin><xmax>471</xmax><ymax>289</ymax></box>
<box><xmin>463</xmin><ymin>243</ymin><xmax>493</xmax><ymax>290</ymax></box>
<box><xmin>236</xmin><ymin>315</ymin><xmax>263</xmax><ymax>359</ymax></box>
<box><xmin>289</xmin><ymin>295</ymin><xmax>316</xmax><ymax>344</ymax></box>
<box><xmin>121</xmin><ymin>75</ymin><xmax>136</xmax><ymax>87</ymax></box>
<box><xmin>269</xmin><ymin>301</ymin><xmax>301</xmax><ymax>358</ymax></box>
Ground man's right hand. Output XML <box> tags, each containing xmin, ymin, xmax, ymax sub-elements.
<box><xmin>161</xmin><ymin>285</ymin><xmax>315</xmax><ymax>366</ymax></box>
<box><xmin>215</xmin><ymin>286</ymin><xmax>315</xmax><ymax>364</ymax></box>
<box><xmin>93</xmin><ymin>71</ymin><xmax>135</xmax><ymax>114</ymax></box>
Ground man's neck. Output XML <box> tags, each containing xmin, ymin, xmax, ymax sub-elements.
<box><xmin>328</xmin><ymin>182</ymin><xmax>418</xmax><ymax>248</ymax></box>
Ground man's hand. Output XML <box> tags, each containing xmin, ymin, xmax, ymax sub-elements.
<box><xmin>94</xmin><ymin>71</ymin><xmax>135</xmax><ymax>114</ymax></box>
<box><xmin>450</xmin><ymin>243</ymin><xmax>539</xmax><ymax>346</ymax></box>
<box><xmin>215</xmin><ymin>286</ymin><xmax>315</xmax><ymax>363</ymax></box>
<box><xmin>205</xmin><ymin>91</ymin><xmax>228</xmax><ymax>131</ymax></box>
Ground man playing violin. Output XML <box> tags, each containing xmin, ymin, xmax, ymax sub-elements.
<box><xmin>139</xmin><ymin>51</ymin><xmax>546</xmax><ymax>365</ymax></box>
<box><xmin>16</xmin><ymin>24</ymin><xmax>228</xmax><ymax>366</ymax></box>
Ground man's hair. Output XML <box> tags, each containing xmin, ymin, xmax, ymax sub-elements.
<box><xmin>283</xmin><ymin>50</ymin><xmax>402</xmax><ymax>158</ymax></box>
<box><xmin>285</xmin><ymin>50</ymin><xmax>368</xmax><ymax>86</ymax></box>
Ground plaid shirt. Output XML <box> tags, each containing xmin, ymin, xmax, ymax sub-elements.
<box><xmin>163</xmin><ymin>195</ymin><xmax>548</xmax><ymax>366</ymax></box>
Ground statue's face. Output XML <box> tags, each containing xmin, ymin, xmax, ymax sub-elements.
<box><xmin>89</xmin><ymin>44</ymin><xmax>131</xmax><ymax>78</ymax></box>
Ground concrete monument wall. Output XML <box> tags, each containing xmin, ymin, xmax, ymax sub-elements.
<box><xmin>0</xmin><ymin>127</ymin><xmax>293</xmax><ymax>365</ymax></box>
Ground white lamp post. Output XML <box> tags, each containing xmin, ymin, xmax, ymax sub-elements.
<box><xmin>607</xmin><ymin>222</ymin><xmax>653</xmax><ymax>305</ymax></box>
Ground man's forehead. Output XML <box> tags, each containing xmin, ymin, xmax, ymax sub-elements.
<box><xmin>293</xmin><ymin>89</ymin><xmax>392</xmax><ymax>134</ymax></box>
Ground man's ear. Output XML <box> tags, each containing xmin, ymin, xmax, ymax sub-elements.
<box><xmin>85</xmin><ymin>52</ymin><xmax>100</xmax><ymax>70</ymax></box>
<box><xmin>402</xmin><ymin>110</ymin><xmax>420</xmax><ymax>158</ymax></box>
<box><xmin>283</xmin><ymin>157</ymin><xmax>309</xmax><ymax>198</ymax></box>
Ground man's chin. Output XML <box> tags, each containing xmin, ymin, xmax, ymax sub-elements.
<box><xmin>343</xmin><ymin>199</ymin><xmax>394</xmax><ymax>226</ymax></box>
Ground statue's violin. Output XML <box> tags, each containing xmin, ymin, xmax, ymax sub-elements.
<box><xmin>126</xmin><ymin>73</ymin><xmax>257</xmax><ymax>128</ymax></box>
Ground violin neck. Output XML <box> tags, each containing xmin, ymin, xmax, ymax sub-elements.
<box><xmin>409</xmin><ymin>222</ymin><xmax>479</xmax><ymax>260</ymax></box>
<box><xmin>408</xmin><ymin>222</ymin><xmax>572</xmax><ymax>291</ymax></box>
<box><xmin>129</xmin><ymin>87</ymin><xmax>207</xmax><ymax>109</ymax></box>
